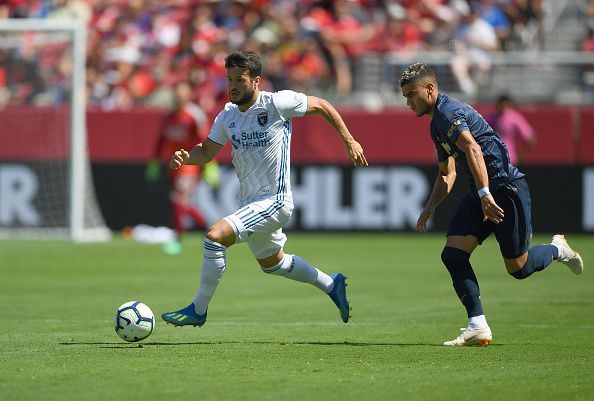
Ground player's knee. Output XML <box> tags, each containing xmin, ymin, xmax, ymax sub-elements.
<box><xmin>441</xmin><ymin>246</ymin><xmax>469</xmax><ymax>268</ymax></box>
<box><xmin>505</xmin><ymin>258</ymin><xmax>528</xmax><ymax>279</ymax></box>
<box><xmin>205</xmin><ymin>226</ymin><xmax>225</xmax><ymax>244</ymax></box>
<box><xmin>508</xmin><ymin>268</ymin><xmax>529</xmax><ymax>280</ymax></box>
<box><xmin>205</xmin><ymin>219</ymin><xmax>236</xmax><ymax>247</ymax></box>
<box><xmin>260</xmin><ymin>253</ymin><xmax>290</xmax><ymax>274</ymax></box>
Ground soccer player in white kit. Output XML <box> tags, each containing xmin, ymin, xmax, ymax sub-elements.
<box><xmin>162</xmin><ymin>51</ymin><xmax>368</xmax><ymax>327</ymax></box>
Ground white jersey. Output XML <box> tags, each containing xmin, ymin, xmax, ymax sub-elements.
<box><xmin>208</xmin><ymin>90</ymin><xmax>307</xmax><ymax>204</ymax></box>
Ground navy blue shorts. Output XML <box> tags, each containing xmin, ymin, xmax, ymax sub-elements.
<box><xmin>447</xmin><ymin>178</ymin><xmax>533</xmax><ymax>259</ymax></box>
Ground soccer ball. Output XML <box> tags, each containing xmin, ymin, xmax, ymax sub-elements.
<box><xmin>114</xmin><ymin>301</ymin><xmax>155</xmax><ymax>342</ymax></box>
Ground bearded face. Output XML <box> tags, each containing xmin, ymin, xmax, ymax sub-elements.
<box><xmin>227</xmin><ymin>66</ymin><xmax>259</xmax><ymax>108</ymax></box>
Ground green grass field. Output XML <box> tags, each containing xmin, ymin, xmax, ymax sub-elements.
<box><xmin>1</xmin><ymin>233</ymin><xmax>593</xmax><ymax>401</ymax></box>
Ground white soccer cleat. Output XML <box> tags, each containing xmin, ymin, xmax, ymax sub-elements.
<box><xmin>551</xmin><ymin>234</ymin><xmax>583</xmax><ymax>275</ymax></box>
<box><xmin>443</xmin><ymin>326</ymin><xmax>492</xmax><ymax>347</ymax></box>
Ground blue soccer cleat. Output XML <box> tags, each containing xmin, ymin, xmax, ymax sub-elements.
<box><xmin>161</xmin><ymin>304</ymin><xmax>207</xmax><ymax>327</ymax></box>
<box><xmin>328</xmin><ymin>273</ymin><xmax>351</xmax><ymax>323</ymax></box>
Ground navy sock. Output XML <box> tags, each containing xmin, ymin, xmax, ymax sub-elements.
<box><xmin>510</xmin><ymin>244</ymin><xmax>558</xmax><ymax>280</ymax></box>
<box><xmin>441</xmin><ymin>247</ymin><xmax>484</xmax><ymax>318</ymax></box>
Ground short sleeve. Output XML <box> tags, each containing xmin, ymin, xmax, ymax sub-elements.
<box><xmin>430</xmin><ymin>119</ymin><xmax>450</xmax><ymax>162</ymax></box>
<box><xmin>207</xmin><ymin>111</ymin><xmax>228</xmax><ymax>145</ymax></box>
<box><xmin>436</xmin><ymin>145</ymin><xmax>449</xmax><ymax>163</ymax></box>
<box><xmin>272</xmin><ymin>90</ymin><xmax>308</xmax><ymax>119</ymax></box>
<box><xmin>444</xmin><ymin>111</ymin><xmax>468</xmax><ymax>143</ymax></box>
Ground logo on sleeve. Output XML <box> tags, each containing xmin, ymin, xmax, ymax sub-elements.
<box><xmin>441</xmin><ymin>142</ymin><xmax>459</xmax><ymax>159</ymax></box>
<box><xmin>257</xmin><ymin>112</ymin><xmax>268</xmax><ymax>127</ymax></box>
<box><xmin>447</xmin><ymin>119</ymin><xmax>461</xmax><ymax>137</ymax></box>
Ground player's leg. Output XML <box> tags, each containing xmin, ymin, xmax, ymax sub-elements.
<box><xmin>494</xmin><ymin>179</ymin><xmax>582</xmax><ymax>279</ymax></box>
<box><xmin>161</xmin><ymin>218</ymin><xmax>235</xmax><ymax>327</ymax></box>
<box><xmin>258</xmin><ymin>249</ymin><xmax>334</xmax><ymax>292</ymax></box>
<box><xmin>239</xmin><ymin>201</ymin><xmax>333</xmax><ymax>293</ymax></box>
<box><xmin>442</xmin><ymin>194</ymin><xmax>493</xmax><ymax>346</ymax></box>
<box><xmin>256</xmin><ymin>242</ymin><xmax>351</xmax><ymax>323</ymax></box>
<box><xmin>229</xmin><ymin>198</ymin><xmax>351</xmax><ymax>322</ymax></box>
<box><xmin>190</xmin><ymin>218</ymin><xmax>235</xmax><ymax>311</ymax></box>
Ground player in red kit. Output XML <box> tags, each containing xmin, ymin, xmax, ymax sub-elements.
<box><xmin>146</xmin><ymin>82</ymin><xmax>217</xmax><ymax>254</ymax></box>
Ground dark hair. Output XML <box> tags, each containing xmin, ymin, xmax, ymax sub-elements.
<box><xmin>224</xmin><ymin>51</ymin><xmax>262</xmax><ymax>78</ymax></box>
<box><xmin>399</xmin><ymin>63</ymin><xmax>437</xmax><ymax>87</ymax></box>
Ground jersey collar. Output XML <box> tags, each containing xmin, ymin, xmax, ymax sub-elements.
<box><xmin>238</xmin><ymin>91</ymin><xmax>262</xmax><ymax>115</ymax></box>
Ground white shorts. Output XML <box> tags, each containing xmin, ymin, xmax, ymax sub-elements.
<box><xmin>224</xmin><ymin>198</ymin><xmax>294</xmax><ymax>259</ymax></box>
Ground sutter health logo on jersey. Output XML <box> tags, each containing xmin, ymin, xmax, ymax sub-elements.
<box><xmin>231</xmin><ymin>131</ymin><xmax>271</xmax><ymax>150</ymax></box>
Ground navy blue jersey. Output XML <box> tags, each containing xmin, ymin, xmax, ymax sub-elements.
<box><xmin>430</xmin><ymin>93</ymin><xmax>524</xmax><ymax>192</ymax></box>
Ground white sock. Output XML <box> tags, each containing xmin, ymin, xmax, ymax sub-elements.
<box><xmin>550</xmin><ymin>241</ymin><xmax>564</xmax><ymax>260</ymax></box>
<box><xmin>468</xmin><ymin>314</ymin><xmax>489</xmax><ymax>330</ymax></box>
<box><xmin>193</xmin><ymin>238</ymin><xmax>226</xmax><ymax>315</ymax></box>
<box><xmin>262</xmin><ymin>254</ymin><xmax>334</xmax><ymax>293</ymax></box>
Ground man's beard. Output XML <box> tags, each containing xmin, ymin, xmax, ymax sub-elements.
<box><xmin>231</xmin><ymin>88</ymin><xmax>255</xmax><ymax>106</ymax></box>
<box><xmin>416</xmin><ymin>103</ymin><xmax>430</xmax><ymax>117</ymax></box>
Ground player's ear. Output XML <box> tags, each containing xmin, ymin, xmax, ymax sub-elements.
<box><xmin>425</xmin><ymin>82</ymin><xmax>434</xmax><ymax>98</ymax></box>
<box><xmin>253</xmin><ymin>75</ymin><xmax>261</xmax><ymax>89</ymax></box>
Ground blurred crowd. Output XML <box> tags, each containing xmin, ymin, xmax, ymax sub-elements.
<box><xmin>0</xmin><ymin>0</ymin><xmax>547</xmax><ymax>111</ymax></box>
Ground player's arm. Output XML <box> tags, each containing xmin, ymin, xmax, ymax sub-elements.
<box><xmin>170</xmin><ymin>138</ymin><xmax>223</xmax><ymax>169</ymax></box>
<box><xmin>305</xmin><ymin>96</ymin><xmax>368</xmax><ymax>166</ymax></box>
<box><xmin>417</xmin><ymin>157</ymin><xmax>457</xmax><ymax>232</ymax></box>
<box><xmin>455</xmin><ymin>130</ymin><xmax>504</xmax><ymax>224</ymax></box>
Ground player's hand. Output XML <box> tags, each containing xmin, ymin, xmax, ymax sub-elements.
<box><xmin>480</xmin><ymin>193</ymin><xmax>504</xmax><ymax>224</ymax></box>
<box><xmin>170</xmin><ymin>149</ymin><xmax>190</xmax><ymax>170</ymax></box>
<box><xmin>145</xmin><ymin>159</ymin><xmax>161</xmax><ymax>181</ymax></box>
<box><xmin>344</xmin><ymin>140</ymin><xmax>368</xmax><ymax>167</ymax></box>
<box><xmin>416</xmin><ymin>205</ymin><xmax>435</xmax><ymax>233</ymax></box>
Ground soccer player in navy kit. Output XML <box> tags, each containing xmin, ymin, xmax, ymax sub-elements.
<box><xmin>400</xmin><ymin>63</ymin><xmax>584</xmax><ymax>346</ymax></box>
